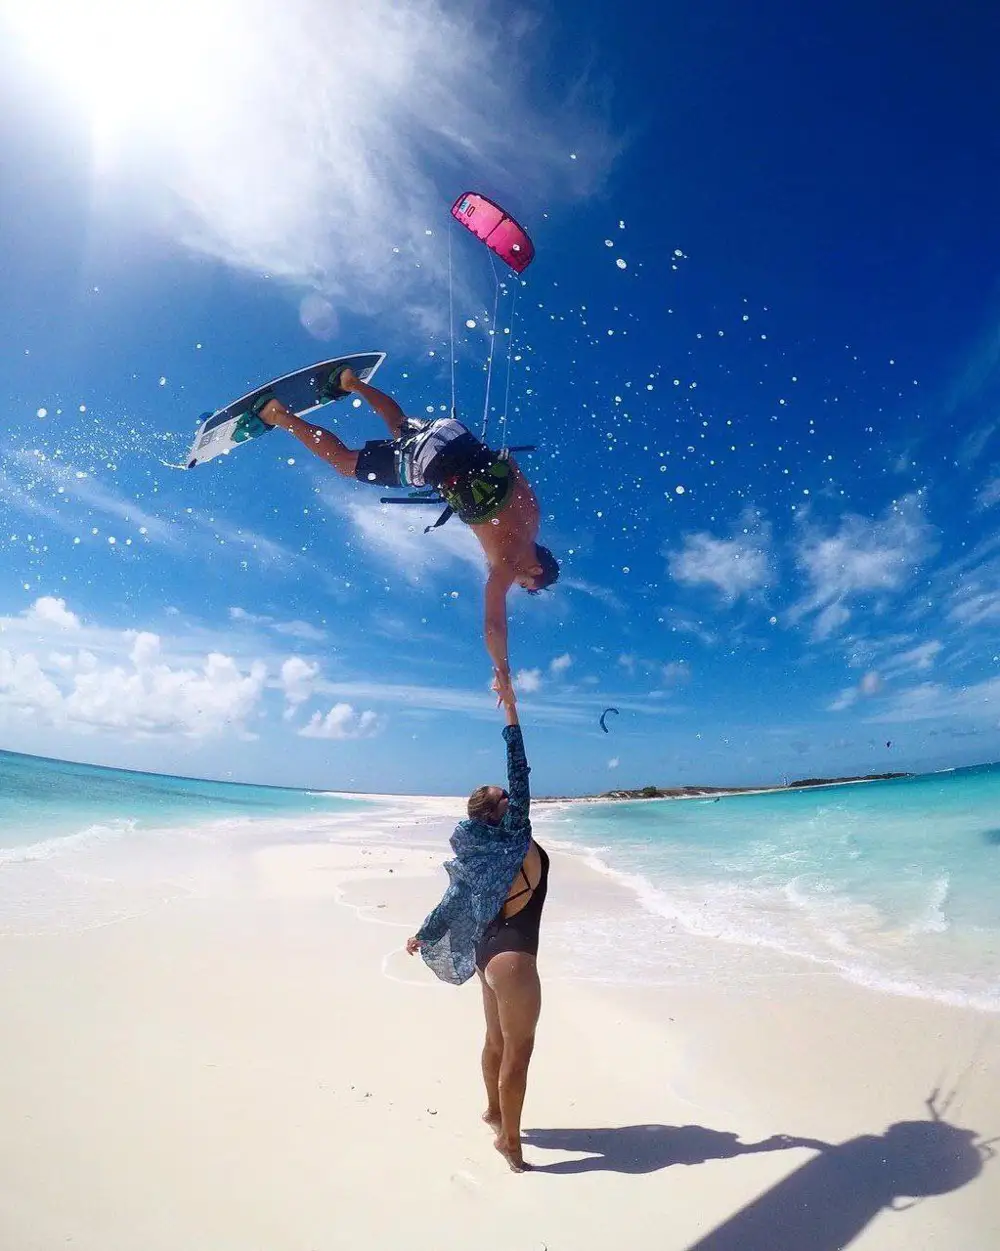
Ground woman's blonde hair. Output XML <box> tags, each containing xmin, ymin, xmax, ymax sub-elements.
<box><xmin>467</xmin><ymin>784</ymin><xmax>501</xmax><ymax>822</ymax></box>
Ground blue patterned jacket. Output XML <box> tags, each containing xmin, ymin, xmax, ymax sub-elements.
<box><xmin>416</xmin><ymin>725</ymin><xmax>532</xmax><ymax>985</ymax></box>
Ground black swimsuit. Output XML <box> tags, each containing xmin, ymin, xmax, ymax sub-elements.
<box><xmin>475</xmin><ymin>843</ymin><xmax>549</xmax><ymax>971</ymax></box>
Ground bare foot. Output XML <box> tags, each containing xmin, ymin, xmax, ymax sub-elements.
<box><xmin>482</xmin><ymin>1108</ymin><xmax>502</xmax><ymax>1133</ymax></box>
<box><xmin>494</xmin><ymin>1135</ymin><xmax>531</xmax><ymax>1172</ymax></box>
<box><xmin>338</xmin><ymin>366</ymin><xmax>358</xmax><ymax>391</ymax></box>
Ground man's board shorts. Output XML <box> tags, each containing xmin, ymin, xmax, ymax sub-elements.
<box><xmin>354</xmin><ymin>418</ymin><xmax>514</xmax><ymax>525</ymax></box>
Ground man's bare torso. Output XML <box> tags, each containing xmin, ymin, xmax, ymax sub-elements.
<box><xmin>467</xmin><ymin>460</ymin><xmax>540</xmax><ymax>576</ymax></box>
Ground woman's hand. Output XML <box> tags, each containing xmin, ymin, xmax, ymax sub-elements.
<box><xmin>405</xmin><ymin>936</ymin><xmax>422</xmax><ymax>955</ymax></box>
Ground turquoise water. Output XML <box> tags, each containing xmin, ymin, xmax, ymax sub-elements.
<box><xmin>0</xmin><ymin>749</ymin><xmax>374</xmax><ymax>936</ymax></box>
<box><xmin>548</xmin><ymin>764</ymin><xmax>1000</xmax><ymax>1011</ymax></box>
<box><xmin>0</xmin><ymin>748</ymin><xmax>363</xmax><ymax>861</ymax></box>
<box><xmin>3</xmin><ymin>748</ymin><xmax>998</xmax><ymax>1010</ymax></box>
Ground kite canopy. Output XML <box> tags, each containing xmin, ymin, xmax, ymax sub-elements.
<box><xmin>599</xmin><ymin>707</ymin><xmax>620</xmax><ymax>733</ymax></box>
<box><xmin>451</xmin><ymin>192</ymin><xmax>535</xmax><ymax>274</ymax></box>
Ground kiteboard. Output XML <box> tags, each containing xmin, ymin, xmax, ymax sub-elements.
<box><xmin>184</xmin><ymin>351</ymin><xmax>386</xmax><ymax>469</ymax></box>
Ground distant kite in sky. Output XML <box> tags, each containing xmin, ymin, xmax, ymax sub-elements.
<box><xmin>599</xmin><ymin>707</ymin><xmax>620</xmax><ymax>733</ymax></box>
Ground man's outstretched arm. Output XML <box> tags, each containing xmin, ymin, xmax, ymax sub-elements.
<box><xmin>484</xmin><ymin>570</ymin><xmax>513</xmax><ymax>680</ymax></box>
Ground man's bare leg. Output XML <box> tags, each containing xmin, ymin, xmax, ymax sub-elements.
<box><xmin>338</xmin><ymin>368</ymin><xmax>408</xmax><ymax>437</ymax></box>
<box><xmin>484</xmin><ymin>951</ymin><xmax>542</xmax><ymax>1172</ymax></box>
<box><xmin>259</xmin><ymin>399</ymin><xmax>359</xmax><ymax>477</ymax></box>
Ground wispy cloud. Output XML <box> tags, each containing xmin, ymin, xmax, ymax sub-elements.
<box><xmin>954</xmin><ymin>422</ymin><xmax>997</xmax><ymax>468</ymax></box>
<box><xmin>883</xmin><ymin>640</ymin><xmax>943</xmax><ymax>675</ymax></box>
<box><xmin>8</xmin><ymin>0</ymin><xmax>617</xmax><ymax>328</ymax></box>
<box><xmin>977</xmin><ymin>476</ymin><xmax>1000</xmax><ymax>511</ymax></box>
<box><xmin>300</xmin><ymin>704</ymin><xmax>382</xmax><ymax>740</ymax></box>
<box><xmin>870</xmin><ymin>676</ymin><xmax>1000</xmax><ymax>724</ymax></box>
<box><xmin>791</xmin><ymin>495</ymin><xmax>936</xmax><ymax>639</ymax></box>
<box><xmin>827</xmin><ymin>670</ymin><xmax>881</xmax><ymax>713</ymax></box>
<box><xmin>943</xmin><ymin>546</ymin><xmax>1000</xmax><ymax>629</ymax></box>
<box><xmin>665</xmin><ymin>515</ymin><xmax>773</xmax><ymax>601</ymax></box>
<box><xmin>230</xmin><ymin>606</ymin><xmax>327</xmax><ymax>642</ymax></box>
<box><xmin>330</xmin><ymin>494</ymin><xmax>485</xmax><ymax>583</ymax></box>
<box><xmin>562</xmin><ymin>577</ymin><xmax>626</xmax><ymax>612</ymax></box>
<box><xmin>0</xmin><ymin>447</ymin><xmax>179</xmax><ymax>546</ymax></box>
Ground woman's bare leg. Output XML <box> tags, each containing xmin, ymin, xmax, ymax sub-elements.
<box><xmin>477</xmin><ymin>971</ymin><xmax>504</xmax><ymax>1132</ymax></box>
<box><xmin>260</xmin><ymin>400</ymin><xmax>359</xmax><ymax>477</ymax></box>
<box><xmin>483</xmin><ymin>951</ymin><xmax>541</xmax><ymax>1172</ymax></box>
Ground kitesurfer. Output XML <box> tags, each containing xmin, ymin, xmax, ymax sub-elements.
<box><xmin>256</xmin><ymin>367</ymin><xmax>558</xmax><ymax>685</ymax></box>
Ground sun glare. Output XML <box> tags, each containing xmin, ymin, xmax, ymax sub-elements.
<box><xmin>3</xmin><ymin>0</ymin><xmax>236</xmax><ymax>150</ymax></box>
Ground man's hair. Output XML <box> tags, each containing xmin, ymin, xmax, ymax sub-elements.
<box><xmin>468</xmin><ymin>785</ymin><xmax>501</xmax><ymax>822</ymax></box>
<box><xmin>526</xmin><ymin>544</ymin><xmax>560</xmax><ymax>594</ymax></box>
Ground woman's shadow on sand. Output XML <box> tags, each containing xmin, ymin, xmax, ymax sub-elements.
<box><xmin>525</xmin><ymin>1103</ymin><xmax>996</xmax><ymax>1251</ymax></box>
<box><xmin>521</xmin><ymin>1124</ymin><xmax>823</xmax><ymax>1175</ymax></box>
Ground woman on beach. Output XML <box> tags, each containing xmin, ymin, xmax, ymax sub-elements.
<box><xmin>406</xmin><ymin>677</ymin><xmax>548</xmax><ymax>1173</ymax></box>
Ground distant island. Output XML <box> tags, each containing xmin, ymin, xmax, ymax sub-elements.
<box><xmin>542</xmin><ymin>772</ymin><xmax>911</xmax><ymax>802</ymax></box>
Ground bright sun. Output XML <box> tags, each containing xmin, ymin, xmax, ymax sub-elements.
<box><xmin>3</xmin><ymin>0</ymin><xmax>235</xmax><ymax>149</ymax></box>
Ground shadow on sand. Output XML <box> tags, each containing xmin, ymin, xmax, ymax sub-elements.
<box><xmin>525</xmin><ymin>1106</ymin><xmax>994</xmax><ymax>1251</ymax></box>
<box><xmin>682</xmin><ymin>1116</ymin><xmax>994</xmax><ymax>1251</ymax></box>
<box><xmin>521</xmin><ymin>1124</ymin><xmax>825</xmax><ymax>1175</ymax></box>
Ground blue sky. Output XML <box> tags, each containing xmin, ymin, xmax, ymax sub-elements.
<box><xmin>1</xmin><ymin>0</ymin><xmax>998</xmax><ymax>795</ymax></box>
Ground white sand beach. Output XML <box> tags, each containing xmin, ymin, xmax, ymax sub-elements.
<box><xmin>1</xmin><ymin>798</ymin><xmax>997</xmax><ymax>1251</ymax></box>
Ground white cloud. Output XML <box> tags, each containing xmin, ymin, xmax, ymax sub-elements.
<box><xmin>608</xmin><ymin>757</ymin><xmax>619</xmax><ymax>769</ymax></box>
<box><xmin>0</xmin><ymin>640</ymin><xmax>266</xmax><ymax>737</ymax></box>
<box><xmin>333</xmin><ymin>496</ymin><xmax>485</xmax><ymax>583</ymax></box>
<box><xmin>0</xmin><ymin>600</ymin><xmax>266</xmax><ymax>737</ymax></box>
<box><xmin>280</xmin><ymin>656</ymin><xmax>320</xmax><ymax>713</ymax></box>
<box><xmin>129</xmin><ymin>631</ymin><xmax>161</xmax><ymax>668</ymax></box>
<box><xmin>666</xmin><ymin>521</ymin><xmax>772</xmax><ymax>601</ymax></box>
<box><xmin>549</xmin><ymin>653</ymin><xmax>572</xmax><ymax>675</ymax></box>
<box><xmin>7</xmin><ymin>1</ymin><xmax>616</xmax><ymax>325</ymax></box>
<box><xmin>26</xmin><ymin>596</ymin><xmax>80</xmax><ymax>630</ymax></box>
<box><xmin>826</xmin><ymin>669</ymin><xmax>882</xmax><ymax>714</ymax></box>
<box><xmin>300</xmin><ymin>703</ymin><xmax>381</xmax><ymax>740</ymax></box>
<box><xmin>791</xmin><ymin>496</ymin><xmax>935</xmax><ymax>639</ymax></box>
<box><xmin>515</xmin><ymin>668</ymin><xmax>542</xmax><ymax>693</ymax></box>
<box><xmin>859</xmin><ymin>671</ymin><xmax>882</xmax><ymax>695</ymax></box>
<box><xmin>827</xmin><ymin>687</ymin><xmax>858</xmax><ymax>713</ymax></box>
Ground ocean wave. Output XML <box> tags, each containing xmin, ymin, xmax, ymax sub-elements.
<box><xmin>536</xmin><ymin>823</ymin><xmax>999</xmax><ymax>1014</ymax></box>
<box><xmin>0</xmin><ymin>819</ymin><xmax>139</xmax><ymax>866</ymax></box>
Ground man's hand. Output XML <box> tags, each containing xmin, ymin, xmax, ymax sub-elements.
<box><xmin>405</xmin><ymin>936</ymin><xmax>422</xmax><ymax>955</ymax></box>
<box><xmin>492</xmin><ymin>669</ymin><xmax>515</xmax><ymax>707</ymax></box>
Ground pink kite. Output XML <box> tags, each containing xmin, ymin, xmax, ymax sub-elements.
<box><xmin>451</xmin><ymin>192</ymin><xmax>535</xmax><ymax>274</ymax></box>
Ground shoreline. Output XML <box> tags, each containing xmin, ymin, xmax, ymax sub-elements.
<box><xmin>1</xmin><ymin>804</ymin><xmax>996</xmax><ymax>1249</ymax></box>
